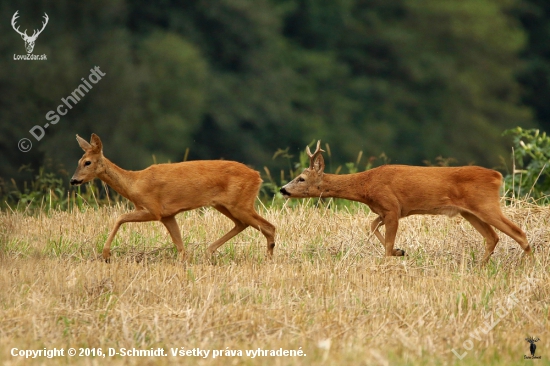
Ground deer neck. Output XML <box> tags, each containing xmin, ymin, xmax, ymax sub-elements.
<box><xmin>319</xmin><ymin>172</ymin><xmax>367</xmax><ymax>202</ymax></box>
<box><xmin>96</xmin><ymin>158</ymin><xmax>135</xmax><ymax>200</ymax></box>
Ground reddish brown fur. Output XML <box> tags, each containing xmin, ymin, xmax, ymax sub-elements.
<box><xmin>281</xmin><ymin>141</ymin><xmax>531</xmax><ymax>263</ymax></box>
<box><xmin>71</xmin><ymin>133</ymin><xmax>275</xmax><ymax>262</ymax></box>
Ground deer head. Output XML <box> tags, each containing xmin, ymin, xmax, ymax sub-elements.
<box><xmin>11</xmin><ymin>11</ymin><xmax>49</xmax><ymax>54</ymax></box>
<box><xmin>70</xmin><ymin>134</ymin><xmax>105</xmax><ymax>186</ymax></box>
<box><xmin>280</xmin><ymin>140</ymin><xmax>326</xmax><ymax>198</ymax></box>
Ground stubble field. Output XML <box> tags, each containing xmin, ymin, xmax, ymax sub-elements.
<box><xmin>1</xmin><ymin>199</ymin><xmax>549</xmax><ymax>365</ymax></box>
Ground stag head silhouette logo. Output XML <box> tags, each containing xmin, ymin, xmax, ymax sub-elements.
<box><xmin>525</xmin><ymin>336</ymin><xmax>541</xmax><ymax>359</ymax></box>
<box><xmin>11</xmin><ymin>10</ymin><xmax>49</xmax><ymax>54</ymax></box>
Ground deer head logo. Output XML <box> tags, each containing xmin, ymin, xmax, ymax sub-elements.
<box><xmin>11</xmin><ymin>11</ymin><xmax>49</xmax><ymax>54</ymax></box>
<box><xmin>525</xmin><ymin>336</ymin><xmax>540</xmax><ymax>357</ymax></box>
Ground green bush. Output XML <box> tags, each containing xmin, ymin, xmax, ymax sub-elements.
<box><xmin>0</xmin><ymin>163</ymin><xmax>112</xmax><ymax>212</ymax></box>
<box><xmin>503</xmin><ymin>127</ymin><xmax>550</xmax><ymax>202</ymax></box>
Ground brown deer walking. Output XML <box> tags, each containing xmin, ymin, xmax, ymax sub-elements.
<box><xmin>70</xmin><ymin>134</ymin><xmax>276</xmax><ymax>262</ymax></box>
<box><xmin>280</xmin><ymin>141</ymin><xmax>531</xmax><ymax>263</ymax></box>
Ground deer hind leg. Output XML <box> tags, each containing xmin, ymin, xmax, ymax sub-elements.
<box><xmin>103</xmin><ymin>209</ymin><xmax>159</xmax><ymax>262</ymax></box>
<box><xmin>376</xmin><ymin>213</ymin><xmax>405</xmax><ymax>257</ymax></box>
<box><xmin>225</xmin><ymin>205</ymin><xmax>276</xmax><ymax>258</ymax></box>
<box><xmin>160</xmin><ymin>215</ymin><xmax>186</xmax><ymax>262</ymax></box>
<box><xmin>207</xmin><ymin>205</ymin><xmax>248</xmax><ymax>256</ymax></box>
<box><xmin>460</xmin><ymin>212</ymin><xmax>500</xmax><ymax>264</ymax></box>
<box><xmin>476</xmin><ymin>210</ymin><xmax>531</xmax><ymax>257</ymax></box>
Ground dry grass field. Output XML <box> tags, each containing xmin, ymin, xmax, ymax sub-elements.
<box><xmin>1</xmin><ymin>199</ymin><xmax>549</xmax><ymax>365</ymax></box>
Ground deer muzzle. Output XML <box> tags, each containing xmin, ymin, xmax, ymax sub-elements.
<box><xmin>70</xmin><ymin>178</ymin><xmax>83</xmax><ymax>186</ymax></box>
<box><xmin>279</xmin><ymin>187</ymin><xmax>291</xmax><ymax>197</ymax></box>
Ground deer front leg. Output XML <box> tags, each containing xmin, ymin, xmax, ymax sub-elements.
<box><xmin>160</xmin><ymin>215</ymin><xmax>186</xmax><ymax>262</ymax></box>
<box><xmin>383</xmin><ymin>212</ymin><xmax>405</xmax><ymax>257</ymax></box>
<box><xmin>370</xmin><ymin>216</ymin><xmax>385</xmax><ymax>245</ymax></box>
<box><xmin>103</xmin><ymin>209</ymin><xmax>159</xmax><ymax>262</ymax></box>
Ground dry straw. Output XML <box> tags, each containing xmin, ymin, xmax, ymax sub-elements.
<box><xmin>0</xmin><ymin>198</ymin><xmax>548</xmax><ymax>365</ymax></box>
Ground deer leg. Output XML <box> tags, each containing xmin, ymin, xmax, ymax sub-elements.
<box><xmin>227</xmin><ymin>206</ymin><xmax>276</xmax><ymax>258</ymax></box>
<box><xmin>370</xmin><ymin>216</ymin><xmax>385</xmax><ymax>245</ymax></box>
<box><xmin>477</xmin><ymin>211</ymin><xmax>531</xmax><ymax>257</ymax></box>
<box><xmin>103</xmin><ymin>209</ymin><xmax>159</xmax><ymax>262</ymax></box>
<box><xmin>207</xmin><ymin>205</ymin><xmax>248</xmax><ymax>256</ymax></box>
<box><xmin>460</xmin><ymin>212</ymin><xmax>499</xmax><ymax>264</ymax></box>
<box><xmin>160</xmin><ymin>215</ymin><xmax>186</xmax><ymax>262</ymax></box>
<box><xmin>383</xmin><ymin>212</ymin><xmax>405</xmax><ymax>256</ymax></box>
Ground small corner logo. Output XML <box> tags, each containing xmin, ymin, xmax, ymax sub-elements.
<box><xmin>11</xmin><ymin>10</ymin><xmax>48</xmax><ymax>60</ymax></box>
<box><xmin>524</xmin><ymin>336</ymin><xmax>541</xmax><ymax>360</ymax></box>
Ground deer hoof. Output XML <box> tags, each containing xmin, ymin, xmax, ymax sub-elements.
<box><xmin>102</xmin><ymin>249</ymin><xmax>111</xmax><ymax>263</ymax></box>
<box><xmin>394</xmin><ymin>248</ymin><xmax>405</xmax><ymax>256</ymax></box>
<box><xmin>267</xmin><ymin>243</ymin><xmax>275</xmax><ymax>259</ymax></box>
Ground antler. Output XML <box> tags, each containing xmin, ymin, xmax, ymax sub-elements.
<box><xmin>31</xmin><ymin>13</ymin><xmax>49</xmax><ymax>39</ymax></box>
<box><xmin>11</xmin><ymin>11</ymin><xmax>48</xmax><ymax>40</ymax></box>
<box><xmin>306</xmin><ymin>140</ymin><xmax>325</xmax><ymax>168</ymax></box>
<box><xmin>11</xmin><ymin>11</ymin><xmax>27</xmax><ymax>37</ymax></box>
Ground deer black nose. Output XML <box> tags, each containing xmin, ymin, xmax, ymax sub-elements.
<box><xmin>280</xmin><ymin>187</ymin><xmax>290</xmax><ymax>196</ymax></box>
<box><xmin>70</xmin><ymin>178</ymin><xmax>82</xmax><ymax>185</ymax></box>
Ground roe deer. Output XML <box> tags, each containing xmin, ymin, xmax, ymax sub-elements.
<box><xmin>280</xmin><ymin>141</ymin><xmax>531</xmax><ymax>263</ymax></box>
<box><xmin>70</xmin><ymin>133</ymin><xmax>276</xmax><ymax>262</ymax></box>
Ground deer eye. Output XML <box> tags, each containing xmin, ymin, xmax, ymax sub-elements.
<box><xmin>297</xmin><ymin>177</ymin><xmax>305</xmax><ymax>182</ymax></box>
<box><xmin>84</xmin><ymin>161</ymin><xmax>91</xmax><ymax>166</ymax></box>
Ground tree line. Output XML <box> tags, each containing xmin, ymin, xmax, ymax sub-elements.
<box><xmin>1</xmin><ymin>0</ymin><xmax>549</xmax><ymax>197</ymax></box>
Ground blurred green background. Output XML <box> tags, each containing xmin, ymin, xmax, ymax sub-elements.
<box><xmin>1</xmin><ymin>0</ymin><xmax>549</xmax><ymax>191</ymax></box>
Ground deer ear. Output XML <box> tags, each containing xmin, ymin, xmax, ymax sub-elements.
<box><xmin>76</xmin><ymin>134</ymin><xmax>92</xmax><ymax>151</ymax></box>
<box><xmin>90</xmin><ymin>133</ymin><xmax>103</xmax><ymax>153</ymax></box>
<box><xmin>313</xmin><ymin>154</ymin><xmax>325</xmax><ymax>173</ymax></box>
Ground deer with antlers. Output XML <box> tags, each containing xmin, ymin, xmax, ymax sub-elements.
<box><xmin>280</xmin><ymin>141</ymin><xmax>532</xmax><ymax>263</ymax></box>
<box><xmin>11</xmin><ymin>10</ymin><xmax>49</xmax><ymax>54</ymax></box>
<box><xmin>70</xmin><ymin>134</ymin><xmax>276</xmax><ymax>262</ymax></box>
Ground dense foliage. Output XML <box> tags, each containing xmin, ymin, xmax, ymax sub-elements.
<box><xmin>1</xmin><ymin>0</ymin><xmax>549</xmax><ymax>203</ymax></box>
<box><xmin>503</xmin><ymin>127</ymin><xmax>550</xmax><ymax>202</ymax></box>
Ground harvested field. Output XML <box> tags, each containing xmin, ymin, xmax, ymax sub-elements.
<box><xmin>1</xmin><ymin>200</ymin><xmax>549</xmax><ymax>365</ymax></box>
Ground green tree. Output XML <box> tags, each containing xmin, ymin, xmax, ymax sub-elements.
<box><xmin>0</xmin><ymin>0</ymin><xmax>541</xmax><ymax>202</ymax></box>
<box><xmin>283</xmin><ymin>0</ymin><xmax>532</xmax><ymax>165</ymax></box>
<box><xmin>514</xmin><ymin>0</ymin><xmax>550</xmax><ymax>132</ymax></box>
